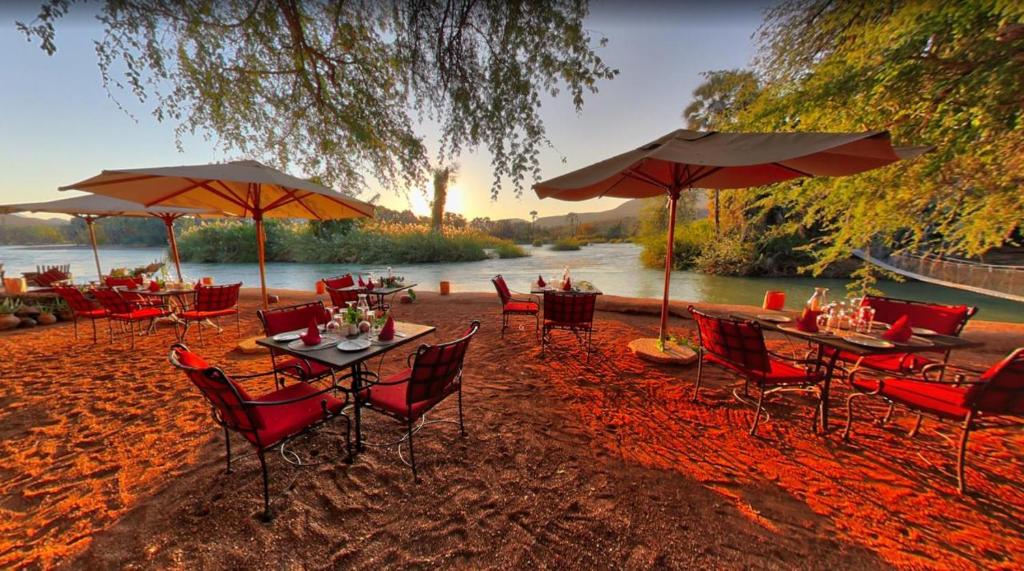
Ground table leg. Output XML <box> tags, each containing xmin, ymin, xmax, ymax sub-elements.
<box><xmin>351</xmin><ymin>362</ymin><xmax>365</xmax><ymax>452</ymax></box>
<box><xmin>818</xmin><ymin>347</ymin><xmax>841</xmax><ymax>434</ymax></box>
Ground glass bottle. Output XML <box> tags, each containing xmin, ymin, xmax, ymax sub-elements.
<box><xmin>356</xmin><ymin>293</ymin><xmax>370</xmax><ymax>320</ymax></box>
<box><xmin>806</xmin><ymin>287</ymin><xmax>828</xmax><ymax>312</ymax></box>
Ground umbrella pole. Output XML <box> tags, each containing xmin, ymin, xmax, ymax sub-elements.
<box><xmin>659</xmin><ymin>190</ymin><xmax>681</xmax><ymax>345</ymax></box>
<box><xmin>85</xmin><ymin>217</ymin><xmax>103</xmax><ymax>283</ymax></box>
<box><xmin>163</xmin><ymin>216</ymin><xmax>184</xmax><ymax>282</ymax></box>
<box><xmin>255</xmin><ymin>214</ymin><xmax>269</xmax><ymax>309</ymax></box>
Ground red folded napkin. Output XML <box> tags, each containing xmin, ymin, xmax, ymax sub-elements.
<box><xmin>796</xmin><ymin>308</ymin><xmax>820</xmax><ymax>333</ymax></box>
<box><xmin>378</xmin><ymin>315</ymin><xmax>395</xmax><ymax>341</ymax></box>
<box><xmin>366</xmin><ymin>278</ymin><xmax>375</xmax><ymax>291</ymax></box>
<box><xmin>562</xmin><ymin>277</ymin><xmax>572</xmax><ymax>291</ymax></box>
<box><xmin>300</xmin><ymin>318</ymin><xmax>322</xmax><ymax>346</ymax></box>
<box><xmin>148</xmin><ymin>280</ymin><xmax>161</xmax><ymax>292</ymax></box>
<box><xmin>882</xmin><ymin>315</ymin><xmax>912</xmax><ymax>342</ymax></box>
<box><xmin>537</xmin><ymin>275</ymin><xmax>546</xmax><ymax>288</ymax></box>
<box><xmin>357</xmin><ymin>275</ymin><xmax>365</xmax><ymax>287</ymax></box>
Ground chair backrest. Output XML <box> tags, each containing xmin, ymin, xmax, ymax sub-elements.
<box><xmin>195</xmin><ymin>283</ymin><xmax>242</xmax><ymax>311</ymax></box>
<box><xmin>36</xmin><ymin>268</ymin><xmax>68</xmax><ymax>286</ymax></box>
<box><xmin>54</xmin><ymin>286</ymin><xmax>99</xmax><ymax>313</ymax></box>
<box><xmin>257</xmin><ymin>300</ymin><xmax>331</xmax><ymax>336</ymax></box>
<box><xmin>862</xmin><ymin>295</ymin><xmax>976</xmax><ymax>336</ymax></box>
<box><xmin>543</xmin><ymin>291</ymin><xmax>597</xmax><ymax>326</ymax></box>
<box><xmin>407</xmin><ymin>321</ymin><xmax>480</xmax><ymax>405</ymax></box>
<box><xmin>105</xmin><ymin>276</ymin><xmax>143</xmax><ymax>288</ymax></box>
<box><xmin>965</xmin><ymin>348</ymin><xmax>1024</xmax><ymax>416</ymax></box>
<box><xmin>323</xmin><ymin>274</ymin><xmax>355</xmax><ymax>290</ymax></box>
<box><xmin>492</xmin><ymin>275</ymin><xmax>512</xmax><ymax>305</ymax></box>
<box><xmin>92</xmin><ymin>288</ymin><xmax>135</xmax><ymax>314</ymax></box>
<box><xmin>326</xmin><ymin>285</ymin><xmax>361</xmax><ymax>308</ymax></box>
<box><xmin>688</xmin><ymin>306</ymin><xmax>771</xmax><ymax>373</ymax></box>
<box><xmin>168</xmin><ymin>343</ymin><xmax>261</xmax><ymax>433</ymax></box>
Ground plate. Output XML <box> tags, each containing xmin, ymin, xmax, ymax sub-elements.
<box><xmin>911</xmin><ymin>327</ymin><xmax>939</xmax><ymax>336</ymax></box>
<box><xmin>272</xmin><ymin>332</ymin><xmax>300</xmax><ymax>342</ymax></box>
<box><xmin>842</xmin><ymin>334</ymin><xmax>894</xmax><ymax>348</ymax></box>
<box><xmin>285</xmin><ymin>335</ymin><xmax>338</xmax><ymax>351</ymax></box>
<box><xmin>337</xmin><ymin>338</ymin><xmax>372</xmax><ymax>352</ymax></box>
<box><xmin>756</xmin><ymin>314</ymin><xmax>792</xmax><ymax>323</ymax></box>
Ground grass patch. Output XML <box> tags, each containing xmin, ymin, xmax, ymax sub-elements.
<box><xmin>494</xmin><ymin>241</ymin><xmax>529</xmax><ymax>258</ymax></box>
<box><xmin>550</xmin><ymin>237</ymin><xmax>582</xmax><ymax>251</ymax></box>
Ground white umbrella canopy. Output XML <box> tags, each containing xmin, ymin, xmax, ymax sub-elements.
<box><xmin>60</xmin><ymin>160</ymin><xmax>376</xmax><ymax>307</ymax></box>
<box><xmin>534</xmin><ymin>129</ymin><xmax>929</xmax><ymax>345</ymax></box>
<box><xmin>0</xmin><ymin>194</ymin><xmax>220</xmax><ymax>282</ymax></box>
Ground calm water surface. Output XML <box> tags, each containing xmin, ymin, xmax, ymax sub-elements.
<box><xmin>2</xmin><ymin>243</ymin><xmax>1020</xmax><ymax>323</ymax></box>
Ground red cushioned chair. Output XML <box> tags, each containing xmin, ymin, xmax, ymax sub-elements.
<box><xmin>257</xmin><ymin>301</ymin><xmax>338</xmax><ymax>387</ymax></box>
<box><xmin>542</xmin><ymin>291</ymin><xmax>598</xmax><ymax>361</ymax></box>
<box><xmin>176</xmin><ymin>283</ymin><xmax>242</xmax><ymax>344</ymax></box>
<box><xmin>359</xmin><ymin>321</ymin><xmax>480</xmax><ymax>480</ymax></box>
<box><xmin>54</xmin><ymin>286</ymin><xmax>108</xmax><ymax>343</ymax></box>
<box><xmin>844</xmin><ymin>348</ymin><xmax>1024</xmax><ymax>493</ymax></box>
<box><xmin>169</xmin><ymin>343</ymin><xmax>351</xmax><ymax>520</ymax></box>
<box><xmin>35</xmin><ymin>268</ymin><xmax>70</xmax><ymax>288</ymax></box>
<box><xmin>492</xmin><ymin>275</ymin><xmax>538</xmax><ymax>337</ymax></box>
<box><xmin>322</xmin><ymin>274</ymin><xmax>355</xmax><ymax>290</ymax></box>
<box><xmin>325</xmin><ymin>284</ymin><xmax>361</xmax><ymax>310</ymax></box>
<box><xmin>92</xmin><ymin>288</ymin><xmax>170</xmax><ymax>348</ymax></box>
<box><xmin>827</xmin><ymin>296</ymin><xmax>977</xmax><ymax>376</ymax></box>
<box><xmin>689</xmin><ymin>306</ymin><xmax>825</xmax><ymax>436</ymax></box>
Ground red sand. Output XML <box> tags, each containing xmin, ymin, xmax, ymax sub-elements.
<box><xmin>0</xmin><ymin>290</ymin><xmax>1021</xmax><ymax>568</ymax></box>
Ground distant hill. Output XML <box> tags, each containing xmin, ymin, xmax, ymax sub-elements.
<box><xmin>0</xmin><ymin>214</ymin><xmax>68</xmax><ymax>228</ymax></box>
<box><xmin>523</xmin><ymin>190</ymin><xmax>710</xmax><ymax>230</ymax></box>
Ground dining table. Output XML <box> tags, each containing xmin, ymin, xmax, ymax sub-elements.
<box><xmin>337</xmin><ymin>283</ymin><xmax>417</xmax><ymax>310</ymax></box>
<box><xmin>529</xmin><ymin>286</ymin><xmax>603</xmax><ymax>295</ymax></box>
<box><xmin>255</xmin><ymin>321</ymin><xmax>436</xmax><ymax>455</ymax></box>
<box><xmin>728</xmin><ymin>309</ymin><xmax>984</xmax><ymax>433</ymax></box>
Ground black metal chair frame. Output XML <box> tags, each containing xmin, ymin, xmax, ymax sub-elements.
<box><xmin>175</xmin><ymin>284</ymin><xmax>242</xmax><ymax>345</ymax></box>
<box><xmin>842</xmin><ymin>350</ymin><xmax>1024</xmax><ymax>494</ymax></box>
<box><xmin>169</xmin><ymin>342</ymin><xmax>352</xmax><ymax>520</ymax></box>
<box><xmin>492</xmin><ymin>275</ymin><xmax>539</xmax><ymax>337</ymax></box>
<box><xmin>690</xmin><ymin>306</ymin><xmax>825</xmax><ymax>436</ymax></box>
<box><xmin>359</xmin><ymin>321</ymin><xmax>480</xmax><ymax>481</ymax></box>
<box><xmin>93</xmin><ymin>288</ymin><xmax>168</xmax><ymax>349</ymax></box>
<box><xmin>541</xmin><ymin>291</ymin><xmax>597</xmax><ymax>361</ymax></box>
<box><xmin>256</xmin><ymin>300</ymin><xmax>343</xmax><ymax>389</ymax></box>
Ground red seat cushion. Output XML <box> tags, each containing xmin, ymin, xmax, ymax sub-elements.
<box><xmin>244</xmin><ymin>383</ymin><xmax>347</xmax><ymax>447</ymax></box>
<box><xmin>705</xmin><ymin>353</ymin><xmax>823</xmax><ymax>386</ymax></box>
<box><xmin>276</xmin><ymin>356</ymin><xmax>335</xmax><ymax>380</ymax></box>
<box><xmin>76</xmin><ymin>309</ymin><xmax>108</xmax><ymax>318</ymax></box>
<box><xmin>851</xmin><ymin>376</ymin><xmax>970</xmax><ymax>420</ymax></box>
<box><xmin>504</xmin><ymin>301</ymin><xmax>538</xmax><ymax>314</ymax></box>
<box><xmin>110</xmin><ymin>307</ymin><xmax>167</xmax><ymax>320</ymax></box>
<box><xmin>358</xmin><ymin>368</ymin><xmax>456</xmax><ymax>421</ymax></box>
<box><xmin>179</xmin><ymin>308</ymin><xmax>238</xmax><ymax>320</ymax></box>
<box><xmin>827</xmin><ymin>349</ymin><xmax>936</xmax><ymax>374</ymax></box>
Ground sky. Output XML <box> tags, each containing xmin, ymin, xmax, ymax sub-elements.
<box><xmin>0</xmin><ymin>1</ymin><xmax>767</xmax><ymax>221</ymax></box>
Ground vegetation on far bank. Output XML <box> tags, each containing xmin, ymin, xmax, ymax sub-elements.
<box><xmin>176</xmin><ymin>219</ymin><xmax>527</xmax><ymax>265</ymax></box>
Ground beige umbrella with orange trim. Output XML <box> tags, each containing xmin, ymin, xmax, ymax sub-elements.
<box><xmin>60</xmin><ymin>160</ymin><xmax>375</xmax><ymax>307</ymax></box>
<box><xmin>534</xmin><ymin>129</ymin><xmax>930</xmax><ymax>347</ymax></box>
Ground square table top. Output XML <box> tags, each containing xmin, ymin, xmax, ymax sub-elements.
<box><xmin>255</xmin><ymin>321</ymin><xmax>436</xmax><ymax>369</ymax></box>
<box><xmin>725</xmin><ymin>309</ymin><xmax>983</xmax><ymax>357</ymax></box>
<box><xmin>530</xmin><ymin>287</ymin><xmax>603</xmax><ymax>295</ymax></box>
<box><xmin>337</xmin><ymin>283</ymin><xmax>417</xmax><ymax>296</ymax></box>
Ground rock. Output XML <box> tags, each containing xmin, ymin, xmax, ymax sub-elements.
<box><xmin>0</xmin><ymin>314</ymin><xmax>20</xmax><ymax>331</ymax></box>
<box><xmin>234</xmin><ymin>336</ymin><xmax>269</xmax><ymax>355</ymax></box>
<box><xmin>628</xmin><ymin>338</ymin><xmax>698</xmax><ymax>366</ymax></box>
<box><xmin>18</xmin><ymin>317</ymin><xmax>38</xmax><ymax>328</ymax></box>
<box><xmin>37</xmin><ymin>313</ymin><xmax>57</xmax><ymax>325</ymax></box>
<box><xmin>399</xmin><ymin>294</ymin><xmax>413</xmax><ymax>304</ymax></box>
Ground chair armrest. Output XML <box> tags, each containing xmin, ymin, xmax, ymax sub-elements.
<box><xmin>242</xmin><ymin>384</ymin><xmax>341</xmax><ymax>407</ymax></box>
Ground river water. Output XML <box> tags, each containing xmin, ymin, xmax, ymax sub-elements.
<box><xmin>2</xmin><ymin>243</ymin><xmax>1020</xmax><ymax>322</ymax></box>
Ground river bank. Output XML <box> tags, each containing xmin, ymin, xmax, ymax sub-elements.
<box><xmin>2</xmin><ymin>243</ymin><xmax>1021</xmax><ymax>322</ymax></box>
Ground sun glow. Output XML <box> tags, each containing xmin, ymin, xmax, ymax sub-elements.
<box><xmin>408</xmin><ymin>184</ymin><xmax>464</xmax><ymax>218</ymax></box>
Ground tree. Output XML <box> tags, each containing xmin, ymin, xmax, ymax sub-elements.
<box><xmin>682</xmin><ymin>69</ymin><xmax>761</xmax><ymax>235</ymax></box>
<box><xmin>565</xmin><ymin>212</ymin><xmax>580</xmax><ymax>237</ymax></box>
<box><xmin>430</xmin><ymin>165</ymin><xmax>457</xmax><ymax>233</ymax></box>
<box><xmin>19</xmin><ymin>1</ymin><xmax>617</xmax><ymax>197</ymax></box>
<box><xmin>529</xmin><ymin>210</ymin><xmax>538</xmax><ymax>238</ymax></box>
<box><xmin>739</xmin><ymin>0</ymin><xmax>1024</xmax><ymax>270</ymax></box>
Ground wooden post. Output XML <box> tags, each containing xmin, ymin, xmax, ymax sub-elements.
<box><xmin>659</xmin><ymin>188</ymin><xmax>681</xmax><ymax>345</ymax></box>
<box><xmin>163</xmin><ymin>215</ymin><xmax>184</xmax><ymax>282</ymax></box>
<box><xmin>255</xmin><ymin>212</ymin><xmax>269</xmax><ymax>309</ymax></box>
<box><xmin>85</xmin><ymin>217</ymin><xmax>103</xmax><ymax>282</ymax></box>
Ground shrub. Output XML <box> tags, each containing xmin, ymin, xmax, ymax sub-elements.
<box><xmin>494</xmin><ymin>241</ymin><xmax>529</xmax><ymax>258</ymax></box>
<box><xmin>531</xmin><ymin>238</ymin><xmax>545</xmax><ymax>247</ymax></box>
<box><xmin>550</xmin><ymin>237</ymin><xmax>582</xmax><ymax>251</ymax></box>
<box><xmin>639</xmin><ymin>219</ymin><xmax>714</xmax><ymax>270</ymax></box>
<box><xmin>695</xmin><ymin>233</ymin><xmax>756</xmax><ymax>276</ymax></box>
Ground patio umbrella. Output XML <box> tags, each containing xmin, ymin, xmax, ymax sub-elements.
<box><xmin>0</xmin><ymin>194</ymin><xmax>218</xmax><ymax>283</ymax></box>
<box><xmin>59</xmin><ymin>160</ymin><xmax>375</xmax><ymax>307</ymax></box>
<box><xmin>534</xmin><ymin>129</ymin><xmax>929</xmax><ymax>345</ymax></box>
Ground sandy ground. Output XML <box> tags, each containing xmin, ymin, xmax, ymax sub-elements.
<box><xmin>0</xmin><ymin>289</ymin><xmax>1021</xmax><ymax>569</ymax></box>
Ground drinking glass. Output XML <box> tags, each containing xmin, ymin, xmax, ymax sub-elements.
<box><xmin>762</xmin><ymin>290</ymin><xmax>786</xmax><ymax>311</ymax></box>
